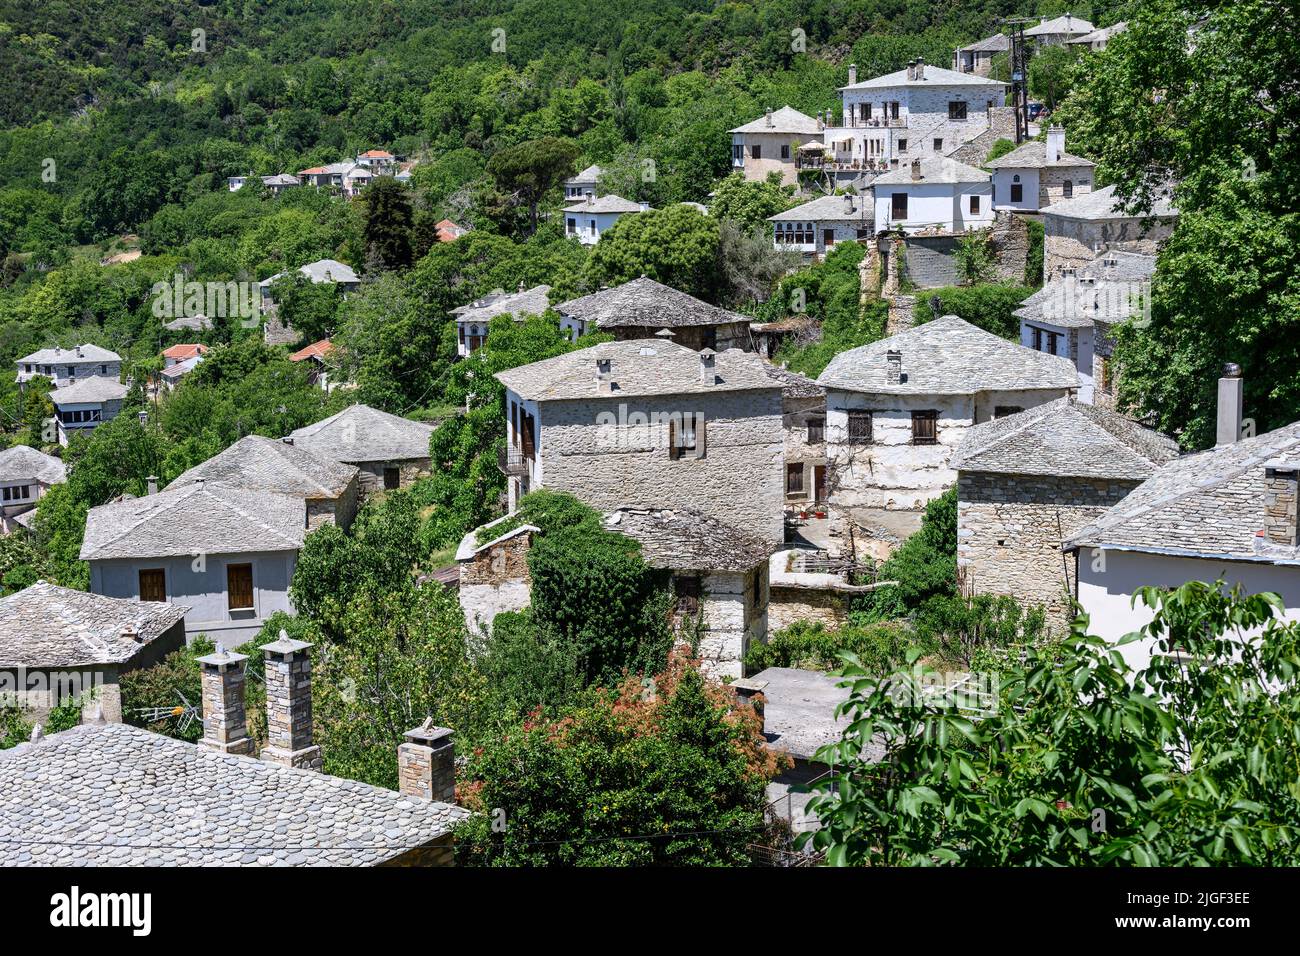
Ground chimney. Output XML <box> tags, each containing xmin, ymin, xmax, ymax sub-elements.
<box><xmin>197</xmin><ymin>644</ymin><xmax>254</xmax><ymax>756</ymax></box>
<box><xmin>886</xmin><ymin>350</ymin><xmax>902</xmax><ymax>385</ymax></box>
<box><xmin>764</xmin><ymin>108</ymin><xmax>773</xmax><ymax>127</ymax></box>
<box><xmin>911</xmin><ymin>158</ymin><xmax>922</xmax><ymax>181</ymax></box>
<box><xmin>595</xmin><ymin>356</ymin><xmax>614</xmax><ymax>394</ymax></box>
<box><xmin>259</xmin><ymin>631</ymin><xmax>322</xmax><ymax>770</ymax></box>
<box><xmin>845</xmin><ymin>193</ymin><xmax>855</xmax><ymax>213</ymax></box>
<box><xmin>1216</xmin><ymin>363</ymin><xmax>1244</xmax><ymax>446</ymax></box>
<box><xmin>1046</xmin><ymin>124</ymin><xmax>1066</xmax><ymax>163</ymax></box>
<box><xmin>398</xmin><ymin>718</ymin><xmax>457</xmax><ymax>803</ymax></box>
<box><xmin>906</xmin><ymin>59</ymin><xmax>916</xmax><ymax>81</ymax></box>
<box><xmin>847</xmin><ymin>63</ymin><xmax>857</xmax><ymax>86</ymax></box>
<box><xmin>1263</xmin><ymin>460</ymin><xmax>1300</xmax><ymax>547</ymax></box>
<box><xmin>915</xmin><ymin>58</ymin><xmax>925</xmax><ymax>81</ymax></box>
<box><xmin>699</xmin><ymin>348</ymin><xmax>717</xmax><ymax>384</ymax></box>
<box><xmin>146</xmin><ymin>475</ymin><xmax>158</xmax><ymax>495</ymax></box>
<box><xmin>729</xmin><ymin>678</ymin><xmax>769</xmax><ymax>735</ymax></box>
<box><xmin>638</xmin><ymin>200</ymin><xmax>650</xmax><ymax>212</ymax></box>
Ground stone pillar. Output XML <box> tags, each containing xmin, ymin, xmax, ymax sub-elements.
<box><xmin>260</xmin><ymin>632</ymin><xmax>322</xmax><ymax>770</ymax></box>
<box><xmin>197</xmin><ymin>645</ymin><xmax>254</xmax><ymax>756</ymax></box>
<box><xmin>398</xmin><ymin>719</ymin><xmax>456</xmax><ymax>803</ymax></box>
<box><xmin>729</xmin><ymin>678</ymin><xmax>769</xmax><ymax>735</ymax></box>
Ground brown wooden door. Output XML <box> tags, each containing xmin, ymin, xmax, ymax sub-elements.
<box><xmin>139</xmin><ymin>568</ymin><xmax>166</xmax><ymax>602</ymax></box>
<box><xmin>226</xmin><ymin>563</ymin><xmax>254</xmax><ymax>611</ymax></box>
<box><xmin>815</xmin><ymin>465</ymin><xmax>828</xmax><ymax>503</ymax></box>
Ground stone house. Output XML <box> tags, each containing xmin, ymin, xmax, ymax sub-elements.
<box><xmin>1016</xmin><ymin>250</ymin><xmax>1156</xmax><ymax>406</ymax></box>
<box><xmin>762</xmin><ymin>365</ymin><xmax>828</xmax><ymax>508</ymax></box>
<box><xmin>495</xmin><ymin>338</ymin><xmax>786</xmax><ymax>544</ymax></box>
<box><xmin>450</xmin><ymin>283</ymin><xmax>552</xmax><ymax>358</ymax></box>
<box><xmin>872</xmin><ymin>157</ymin><xmax>994</xmax><ymax>234</ymax></box>
<box><xmin>563</xmin><ymin>195</ymin><xmax>648</xmax><ymax>245</ymax></box>
<box><xmin>259</xmin><ymin>258</ymin><xmax>361</xmax><ymax>314</ymax></box>
<box><xmin>952</xmin><ymin>34</ymin><xmax>1010</xmax><ymax>77</ymax></box>
<box><xmin>0</xmin><ymin>445</ymin><xmax>65</xmax><ymax>534</ymax></box>
<box><xmin>81</xmin><ymin>480</ymin><xmax>306</xmax><ymax>643</ymax></box>
<box><xmin>729</xmin><ymin>106</ymin><xmax>826</xmax><ymax>186</ymax></box>
<box><xmin>49</xmin><ymin>376</ymin><xmax>128</xmax><ymax>446</ymax></box>
<box><xmin>0</xmin><ymin>581</ymin><xmax>189</xmax><ymax>723</ymax></box>
<box><xmin>355</xmin><ymin>148</ymin><xmax>398</xmax><ymax>174</ymax></box>
<box><xmin>769</xmin><ymin>193</ymin><xmax>874</xmax><ymax>258</ymax></box>
<box><xmin>554</xmin><ymin>277</ymin><xmax>755</xmax><ymax>351</ymax></box>
<box><xmin>1041</xmin><ymin>183</ymin><xmax>1177</xmax><ymax>279</ymax></box>
<box><xmin>162</xmin><ymin>343</ymin><xmax>208</xmax><ymax>368</ymax></box>
<box><xmin>1024</xmin><ymin>13</ymin><xmax>1095</xmax><ymax>46</ymax></box>
<box><xmin>454</xmin><ymin>514</ymin><xmax>539</xmax><ymax>634</ymax></box>
<box><xmin>817</xmin><ymin>314</ymin><xmax>1078</xmax><ymax>560</ymax></box>
<box><xmin>953</xmin><ymin>397</ymin><xmax>1179</xmax><ymax>629</ymax></box>
<box><xmin>287</xmin><ymin>403</ymin><xmax>434</xmax><ymax>493</ymax></box>
<box><xmin>16</xmin><ymin>344</ymin><xmax>122</xmax><ymax>391</ymax></box>
<box><xmin>1067</xmin><ymin>22</ymin><xmax>1127</xmax><ymax>52</ymax></box>
<box><xmin>288</xmin><ymin>338</ymin><xmax>338</xmax><ymax>390</ymax></box>
<box><xmin>169</xmin><ymin>434</ymin><xmax>361</xmax><ymax>530</ymax></box>
<box><xmin>988</xmin><ymin>126</ymin><xmax>1095</xmax><ymax>212</ymax></box>
<box><xmin>564</xmin><ymin>163</ymin><xmax>603</xmax><ymax>200</ymax></box>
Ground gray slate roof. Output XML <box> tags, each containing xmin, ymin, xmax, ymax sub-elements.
<box><xmin>450</xmin><ymin>284</ymin><xmax>552</xmax><ymax>323</ymax></box>
<box><xmin>729</xmin><ymin>106</ymin><xmax>824</xmax><ymax>135</ymax></box>
<box><xmin>1015</xmin><ymin>250</ymin><xmax>1157</xmax><ymax>329</ymax></box>
<box><xmin>163</xmin><ymin>314</ymin><xmax>214</xmax><ymax>332</ymax></box>
<box><xmin>842</xmin><ymin>63</ymin><xmax>1006</xmax><ymax>91</ymax></box>
<box><xmin>761</xmin><ymin>363</ymin><xmax>824</xmax><ymax>399</ymax></box>
<box><xmin>0</xmin><ymin>582</ymin><xmax>189</xmax><ymax>668</ymax></box>
<box><xmin>0</xmin><ymin>722</ymin><xmax>467</xmax><ymax>866</ymax></box>
<box><xmin>958</xmin><ymin>33</ymin><xmax>1011</xmax><ymax>53</ymax></box>
<box><xmin>497</xmin><ymin>339</ymin><xmax>782</xmax><ymax>402</ymax></box>
<box><xmin>604</xmin><ymin>507</ymin><xmax>776</xmax><ymax>571</ymax></box>
<box><xmin>1041</xmin><ymin>183</ymin><xmax>1178</xmax><ymax>221</ymax></box>
<box><xmin>567</xmin><ymin>164</ymin><xmax>603</xmax><ymax>183</ymax></box>
<box><xmin>750</xmin><ymin>666</ymin><xmax>868</xmax><ymax>761</ymax></box>
<box><xmin>953</xmin><ymin>397</ymin><xmax>1179</xmax><ymax>480</ymax></box>
<box><xmin>818</xmin><ymin>314</ymin><xmax>1078</xmax><ymax>396</ymax></box>
<box><xmin>985</xmin><ymin>140</ymin><xmax>1095</xmax><ymax>170</ymax></box>
<box><xmin>1025</xmin><ymin>14</ymin><xmax>1094</xmax><ymax>36</ymax></box>
<box><xmin>1066</xmin><ymin>421</ymin><xmax>1300</xmax><ymax>563</ymax></box>
<box><xmin>769</xmin><ymin>193</ymin><xmax>873</xmax><ymax>223</ymax></box>
<box><xmin>0</xmin><ymin>445</ymin><xmax>65</xmax><ymax>485</ymax></box>
<box><xmin>873</xmin><ymin>156</ymin><xmax>991</xmax><ymax>186</ymax></box>
<box><xmin>1068</xmin><ymin>22</ymin><xmax>1128</xmax><ymax>45</ymax></box>
<box><xmin>170</xmin><ymin>435</ymin><xmax>358</xmax><ymax>499</ymax></box>
<box><xmin>563</xmin><ymin>194</ymin><xmax>644</xmax><ymax>214</ymax></box>
<box><xmin>81</xmin><ymin>481</ymin><xmax>306</xmax><ymax>561</ymax></box>
<box><xmin>555</xmin><ymin>277</ymin><xmax>751</xmax><ymax>331</ymax></box>
<box><xmin>299</xmin><ymin>258</ymin><xmax>359</xmax><ymax>284</ymax></box>
<box><xmin>17</xmin><ymin>344</ymin><xmax>120</xmax><ymax>365</ymax></box>
<box><xmin>287</xmin><ymin>404</ymin><xmax>435</xmax><ymax>465</ymax></box>
<box><xmin>49</xmin><ymin>376</ymin><xmax>128</xmax><ymax>406</ymax></box>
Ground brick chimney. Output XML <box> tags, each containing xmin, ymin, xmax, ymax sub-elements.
<box><xmin>1046</xmin><ymin>124</ymin><xmax>1066</xmax><ymax>163</ymax></box>
<box><xmin>886</xmin><ymin>350</ymin><xmax>903</xmax><ymax>385</ymax></box>
<box><xmin>197</xmin><ymin>644</ymin><xmax>254</xmax><ymax>756</ymax></box>
<box><xmin>847</xmin><ymin>63</ymin><xmax>857</xmax><ymax>86</ymax></box>
<box><xmin>259</xmin><ymin>631</ymin><xmax>322</xmax><ymax>770</ymax></box>
<box><xmin>699</xmin><ymin>348</ymin><xmax>717</xmax><ymax>384</ymax></box>
<box><xmin>1216</xmin><ymin>362</ymin><xmax>1244</xmax><ymax>446</ymax></box>
<box><xmin>398</xmin><ymin>718</ymin><xmax>456</xmax><ymax>803</ymax></box>
<box><xmin>1263</xmin><ymin>460</ymin><xmax>1299</xmax><ymax>547</ymax></box>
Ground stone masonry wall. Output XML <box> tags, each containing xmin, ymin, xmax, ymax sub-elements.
<box><xmin>903</xmin><ymin>235</ymin><xmax>959</xmax><ymax>289</ymax></box>
<box><xmin>988</xmin><ymin>209</ymin><xmax>1030</xmax><ymax>283</ymax></box>
<box><xmin>1044</xmin><ymin>215</ymin><xmax>1175</xmax><ymax>279</ymax></box>
<box><xmin>768</xmin><ymin>585</ymin><xmax>850</xmax><ymax>632</ymax></box>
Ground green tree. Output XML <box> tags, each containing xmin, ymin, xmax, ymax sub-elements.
<box><xmin>708</xmin><ymin>173</ymin><xmax>794</xmax><ymax>232</ymax></box>
<box><xmin>581</xmin><ymin>204</ymin><xmax>722</xmax><ymax>301</ymax></box>
<box><xmin>362</xmin><ymin>177</ymin><xmax>414</xmax><ymax>271</ymax></box>
<box><xmin>1028</xmin><ymin>45</ymin><xmax>1079</xmax><ymax>112</ymax></box>
<box><xmin>486</xmin><ymin>136</ymin><xmax>581</xmax><ymax>235</ymax></box>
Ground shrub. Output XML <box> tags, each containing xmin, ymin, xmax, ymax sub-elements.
<box><xmin>744</xmin><ymin>619</ymin><xmax>925</xmax><ymax>674</ymax></box>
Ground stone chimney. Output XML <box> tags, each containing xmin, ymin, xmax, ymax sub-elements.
<box><xmin>764</xmin><ymin>108</ymin><xmax>773</xmax><ymax>127</ymax></box>
<box><xmin>845</xmin><ymin>193</ymin><xmax>855</xmax><ymax>214</ymax></box>
<box><xmin>915</xmin><ymin>58</ymin><xmax>925</xmax><ymax>81</ymax></box>
<box><xmin>906</xmin><ymin>59</ymin><xmax>916</xmax><ymax>81</ymax></box>
<box><xmin>847</xmin><ymin>63</ymin><xmax>857</xmax><ymax>86</ymax></box>
<box><xmin>699</xmin><ymin>348</ymin><xmax>717</xmax><ymax>384</ymax></box>
<box><xmin>1263</xmin><ymin>460</ymin><xmax>1300</xmax><ymax>547</ymax></box>
<box><xmin>259</xmin><ymin>631</ymin><xmax>322</xmax><ymax>770</ymax></box>
<box><xmin>595</xmin><ymin>356</ymin><xmax>614</xmax><ymax>394</ymax></box>
<box><xmin>146</xmin><ymin>475</ymin><xmax>158</xmax><ymax>495</ymax></box>
<box><xmin>886</xmin><ymin>350</ymin><xmax>903</xmax><ymax>385</ymax></box>
<box><xmin>398</xmin><ymin>718</ymin><xmax>456</xmax><ymax>803</ymax></box>
<box><xmin>911</xmin><ymin>158</ymin><xmax>922</xmax><ymax>181</ymax></box>
<box><xmin>197</xmin><ymin>644</ymin><xmax>254</xmax><ymax>756</ymax></box>
<box><xmin>1216</xmin><ymin>363</ymin><xmax>1244</xmax><ymax>446</ymax></box>
<box><xmin>729</xmin><ymin>678</ymin><xmax>769</xmax><ymax>735</ymax></box>
<box><xmin>1046</xmin><ymin>125</ymin><xmax>1066</xmax><ymax>163</ymax></box>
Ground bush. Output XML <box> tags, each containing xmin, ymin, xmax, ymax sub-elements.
<box><xmin>744</xmin><ymin>619</ymin><xmax>926</xmax><ymax>674</ymax></box>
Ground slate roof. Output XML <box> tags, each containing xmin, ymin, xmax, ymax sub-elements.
<box><xmin>604</xmin><ymin>507</ymin><xmax>777</xmax><ymax>571</ymax></box>
<box><xmin>985</xmin><ymin>140</ymin><xmax>1096</xmax><ymax>170</ymax></box>
<box><xmin>958</xmin><ymin>33</ymin><xmax>1011</xmax><ymax>53</ymax></box>
<box><xmin>1025</xmin><ymin>14</ymin><xmax>1095</xmax><ymax>37</ymax></box>
<box><xmin>287</xmin><ymin>404</ymin><xmax>434</xmax><ymax>465</ymax></box>
<box><xmin>1015</xmin><ymin>251</ymin><xmax>1157</xmax><ymax>329</ymax></box>
<box><xmin>1041</xmin><ymin>183</ymin><xmax>1178</xmax><ymax>221</ymax></box>
<box><xmin>80</xmin><ymin>481</ymin><xmax>306</xmax><ymax>561</ymax></box>
<box><xmin>567</xmin><ymin>164</ymin><xmax>603</xmax><ymax>183</ymax></box>
<box><xmin>953</xmin><ymin>397</ymin><xmax>1179</xmax><ymax>480</ymax></box>
<box><xmin>0</xmin><ymin>445</ymin><xmax>65</xmax><ymax>485</ymax></box>
<box><xmin>818</xmin><ymin>314</ymin><xmax>1078</xmax><ymax>395</ymax></box>
<box><xmin>769</xmin><ymin>193</ymin><xmax>873</xmax><ymax>222</ymax></box>
<box><xmin>1068</xmin><ymin>22</ymin><xmax>1128</xmax><ymax>45</ymax></box>
<box><xmin>842</xmin><ymin>64</ymin><xmax>1006</xmax><ymax>91</ymax></box>
<box><xmin>450</xmin><ymin>284</ymin><xmax>552</xmax><ymax>324</ymax></box>
<box><xmin>873</xmin><ymin>156</ymin><xmax>991</xmax><ymax>186</ymax></box>
<box><xmin>299</xmin><ymin>258</ymin><xmax>359</xmax><ymax>284</ymax></box>
<box><xmin>0</xmin><ymin>582</ymin><xmax>189</xmax><ymax>668</ymax></box>
<box><xmin>170</xmin><ymin>435</ymin><xmax>358</xmax><ymax>500</ymax></box>
<box><xmin>729</xmin><ymin>106</ymin><xmax>824</xmax><ymax>136</ymax></box>
<box><xmin>49</xmin><ymin>376</ymin><xmax>128</xmax><ymax>406</ymax></box>
<box><xmin>0</xmin><ymin>722</ymin><xmax>467</xmax><ymax>866</ymax></box>
<box><xmin>17</xmin><ymin>344</ymin><xmax>120</xmax><ymax>365</ymax></box>
<box><xmin>761</xmin><ymin>364</ymin><xmax>825</xmax><ymax>400</ymax></box>
<box><xmin>160</xmin><ymin>355</ymin><xmax>203</xmax><ymax>380</ymax></box>
<box><xmin>261</xmin><ymin>173</ymin><xmax>300</xmax><ymax>187</ymax></box>
<box><xmin>1066</xmin><ymin>421</ymin><xmax>1300</xmax><ymax>563</ymax></box>
<box><xmin>554</xmin><ymin>277</ymin><xmax>751</xmax><ymax>331</ymax></box>
<box><xmin>163</xmin><ymin>314</ymin><xmax>213</xmax><ymax>332</ymax></box>
<box><xmin>563</xmin><ymin>194</ymin><xmax>644</xmax><ymax>214</ymax></box>
<box><xmin>497</xmin><ymin>339</ymin><xmax>781</xmax><ymax>402</ymax></box>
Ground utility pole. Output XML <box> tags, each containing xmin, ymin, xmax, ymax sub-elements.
<box><xmin>1003</xmin><ymin>18</ymin><xmax>1034</xmax><ymax>143</ymax></box>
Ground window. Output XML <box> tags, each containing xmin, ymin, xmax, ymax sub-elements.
<box><xmin>139</xmin><ymin>568</ymin><xmax>166</xmax><ymax>603</ymax></box>
<box><xmin>807</xmin><ymin>417</ymin><xmax>825</xmax><ymax>443</ymax></box>
<box><xmin>970</xmin><ymin>195</ymin><xmax>981</xmax><ymax>215</ymax></box>
<box><xmin>732</xmin><ymin>144</ymin><xmax>743</xmax><ymax>163</ymax></box>
<box><xmin>383</xmin><ymin>467</ymin><xmax>401</xmax><ymax>490</ymax></box>
<box><xmin>948</xmin><ymin>101</ymin><xmax>967</xmax><ymax>121</ymax></box>
<box><xmin>226</xmin><ymin>564</ymin><xmax>254</xmax><ymax>611</ymax></box>
<box><xmin>863</xmin><ymin>103</ymin><xmax>873</xmax><ymax>120</ymax></box>
<box><xmin>99</xmin><ymin>365</ymin><xmax>107</xmax><ymax>374</ymax></box>
<box><xmin>1031</xmin><ymin>326</ymin><xmax>1043</xmax><ymax>351</ymax></box>
<box><xmin>994</xmin><ymin>405</ymin><xmax>1023</xmax><ymax>419</ymax></box>
<box><xmin>898</xmin><ymin>138</ymin><xmax>908</xmax><ymax>153</ymax></box>
<box><xmin>668</xmin><ymin>415</ymin><xmax>704</xmax><ymax>460</ymax></box>
<box><xmin>750</xmin><ymin>568</ymin><xmax>766</xmax><ymax>613</ymax></box>
<box><xmin>891</xmin><ymin>192</ymin><xmax>908</xmax><ymax>220</ymax></box>
<box><xmin>786</xmin><ymin>463</ymin><xmax>805</xmax><ymax>495</ymax></box>
<box><xmin>780</xmin><ymin>144</ymin><xmax>790</xmax><ymax>159</ymax></box>
<box><xmin>566</xmin><ymin>217</ymin><xmax>576</xmax><ymax>234</ymax></box>
<box><xmin>1047</xmin><ymin>332</ymin><xmax>1059</xmax><ymax>356</ymax></box>
<box><xmin>890</xmin><ymin>101</ymin><xmax>899</xmax><ymax>119</ymax></box>
<box><xmin>911</xmin><ymin>410</ymin><xmax>938</xmax><ymax>445</ymax></box>
<box><xmin>673</xmin><ymin>575</ymin><xmax>701</xmax><ymax>616</ymax></box>
<box><xmin>933</xmin><ymin>138</ymin><xmax>943</xmax><ymax>152</ymax></box>
<box><xmin>458</xmin><ymin>325</ymin><xmax>466</xmax><ymax>346</ymax></box>
<box><xmin>1062</xmin><ymin>179</ymin><xmax>1074</xmax><ymax>198</ymax></box>
<box><xmin>1099</xmin><ymin>356</ymin><xmax>1115</xmax><ymax>394</ymax></box>
<box><xmin>824</xmin><ymin>228</ymin><xmax>835</xmax><ymax>248</ymax></box>
<box><xmin>751</xmin><ymin>144</ymin><xmax>762</xmax><ymax>160</ymax></box>
<box><xmin>1</xmin><ymin>485</ymin><xmax>31</xmax><ymax>502</ymax></box>
<box><xmin>847</xmin><ymin>411</ymin><xmax>873</xmax><ymax>445</ymax></box>
<box><xmin>511</xmin><ymin>401</ymin><xmax>519</xmax><ymax>446</ymax></box>
<box><xmin>1010</xmin><ymin>182</ymin><xmax>1024</xmax><ymax>203</ymax></box>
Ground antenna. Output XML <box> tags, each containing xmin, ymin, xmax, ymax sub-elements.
<box><xmin>1002</xmin><ymin>18</ymin><xmax>1036</xmax><ymax>143</ymax></box>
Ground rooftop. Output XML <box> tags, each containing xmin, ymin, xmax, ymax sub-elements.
<box><xmin>769</xmin><ymin>193</ymin><xmax>874</xmax><ymax>222</ymax></box>
<box><xmin>749</xmin><ymin>666</ymin><xmax>867</xmax><ymax>761</ymax></box>
<box><xmin>1068</xmin><ymin>22</ymin><xmax>1128</xmax><ymax>45</ymax></box>
<box><xmin>163</xmin><ymin>314</ymin><xmax>214</xmax><ymax>332</ymax></box>
<box><xmin>953</xmin><ymin>397</ymin><xmax>1180</xmax><ymax>480</ymax></box>
<box><xmin>162</xmin><ymin>343</ymin><xmax>208</xmax><ymax>361</ymax></box>
<box><xmin>0</xmin><ymin>444</ymin><xmax>65</xmax><ymax>485</ymax></box>
<box><xmin>298</xmin><ymin>258</ymin><xmax>360</xmax><ymax>285</ymax></box>
<box><xmin>1067</xmin><ymin>420</ymin><xmax>1300</xmax><ymax>563</ymax></box>
<box><xmin>289</xmin><ymin>339</ymin><xmax>334</xmax><ymax>362</ymax></box>
<box><xmin>496</xmin><ymin>338</ymin><xmax>782</xmax><ymax>402</ymax></box>
<box><xmin>729</xmin><ymin>106</ymin><xmax>824</xmax><ymax>136</ymax></box>
<box><xmin>0</xmin><ymin>722</ymin><xmax>466</xmax><ymax>866</ymax></box>
<box><xmin>0</xmin><ymin>582</ymin><xmax>189</xmax><ymax>668</ymax></box>
<box><xmin>563</xmin><ymin>194</ymin><xmax>645</xmax><ymax>214</ymax></box>
<box><xmin>49</xmin><ymin>376</ymin><xmax>128</xmax><ymax>406</ymax></box>
<box><xmin>567</xmin><ymin>163</ymin><xmax>603</xmax><ymax>183</ymax></box>
<box><xmin>818</xmin><ymin>314</ymin><xmax>1078</xmax><ymax>396</ymax></box>
<box><xmin>450</xmin><ymin>284</ymin><xmax>552</xmax><ymax>324</ymax></box>
<box><xmin>985</xmin><ymin>139</ymin><xmax>1096</xmax><ymax>170</ymax></box>
<box><xmin>603</xmin><ymin>507</ymin><xmax>776</xmax><ymax>571</ymax></box>
<box><xmin>1025</xmin><ymin>14</ymin><xmax>1095</xmax><ymax>37</ymax></box>
<box><xmin>1041</xmin><ymin>182</ymin><xmax>1178</xmax><ymax>221</ymax></box>
<box><xmin>873</xmin><ymin>156</ymin><xmax>991</xmax><ymax>186</ymax></box>
<box><xmin>287</xmin><ymin>404</ymin><xmax>435</xmax><ymax>465</ymax></box>
<box><xmin>761</xmin><ymin>363</ymin><xmax>825</xmax><ymax>400</ymax></box>
<box><xmin>81</xmin><ymin>481</ymin><xmax>306</xmax><ymax>561</ymax></box>
<box><xmin>170</xmin><ymin>434</ymin><xmax>358</xmax><ymax>500</ymax></box>
<box><xmin>958</xmin><ymin>33</ymin><xmax>1011</xmax><ymax>53</ymax></box>
<box><xmin>1015</xmin><ymin>251</ymin><xmax>1157</xmax><ymax>329</ymax></box>
<box><xmin>554</xmin><ymin>277</ymin><xmax>752</xmax><ymax>331</ymax></box>
<box><xmin>842</xmin><ymin>63</ymin><xmax>1006</xmax><ymax>91</ymax></box>
<box><xmin>18</xmin><ymin>344</ymin><xmax>121</xmax><ymax>365</ymax></box>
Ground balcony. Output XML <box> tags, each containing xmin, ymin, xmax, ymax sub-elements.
<box><xmin>497</xmin><ymin>446</ymin><xmax>531</xmax><ymax>476</ymax></box>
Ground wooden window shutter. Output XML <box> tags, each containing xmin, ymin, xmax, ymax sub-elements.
<box><xmin>227</xmin><ymin>563</ymin><xmax>254</xmax><ymax>611</ymax></box>
<box><xmin>139</xmin><ymin>568</ymin><xmax>166</xmax><ymax>602</ymax></box>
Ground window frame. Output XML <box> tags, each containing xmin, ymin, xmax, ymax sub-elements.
<box><xmin>226</xmin><ymin>563</ymin><xmax>255</xmax><ymax>612</ymax></box>
<box><xmin>139</xmin><ymin>567</ymin><xmax>167</xmax><ymax>603</ymax></box>
<box><xmin>911</xmin><ymin>410</ymin><xmax>939</xmax><ymax>446</ymax></box>
<box><xmin>846</xmin><ymin>411</ymin><xmax>873</xmax><ymax>446</ymax></box>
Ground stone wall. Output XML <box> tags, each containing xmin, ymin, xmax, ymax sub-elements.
<box><xmin>783</xmin><ymin>394</ymin><xmax>827</xmax><ymax>506</ymax></box>
<box><xmin>768</xmin><ymin>585</ymin><xmax>850</xmax><ymax>632</ymax></box>
<box><xmin>988</xmin><ymin>209</ymin><xmax>1030</xmax><ymax>283</ymax></box>
<box><xmin>957</xmin><ymin>471</ymin><xmax>1142</xmax><ymax>629</ymax></box>
<box><xmin>355</xmin><ymin>457</ymin><xmax>432</xmax><ymax>495</ymax></box>
<box><xmin>949</xmin><ymin>107</ymin><xmax>1018</xmax><ymax>165</ymax></box>
<box><xmin>1039</xmin><ymin>166</ymin><xmax>1095</xmax><ymax>209</ymax></box>
<box><xmin>1044</xmin><ymin>214</ymin><xmax>1175</xmax><ymax>278</ymax></box>
<box><xmin>458</xmin><ymin>531</ymin><xmax>534</xmax><ymax>633</ymax></box>
<box><xmin>903</xmin><ymin>235</ymin><xmax>959</xmax><ymax>288</ymax></box>
<box><xmin>306</xmin><ymin>475</ymin><xmax>360</xmax><ymax>531</ymax></box>
<box><xmin>695</xmin><ymin>567</ymin><xmax>767</xmax><ymax>679</ymax></box>
<box><xmin>886</xmin><ymin>294</ymin><xmax>917</xmax><ymax>336</ymax></box>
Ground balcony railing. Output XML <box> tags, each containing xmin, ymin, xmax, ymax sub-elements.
<box><xmin>497</xmin><ymin>446</ymin><xmax>531</xmax><ymax>476</ymax></box>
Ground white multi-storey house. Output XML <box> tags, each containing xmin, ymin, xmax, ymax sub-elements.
<box><xmin>988</xmin><ymin>125</ymin><xmax>1096</xmax><ymax>213</ymax></box>
<box><xmin>729</xmin><ymin>107</ymin><xmax>826</xmax><ymax>186</ymax></box>
<box><xmin>16</xmin><ymin>345</ymin><xmax>122</xmax><ymax>390</ymax></box>
<box><xmin>871</xmin><ymin>157</ymin><xmax>993</xmax><ymax>234</ymax></box>
<box><xmin>563</xmin><ymin>195</ymin><xmax>648</xmax><ymax>245</ymax></box>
